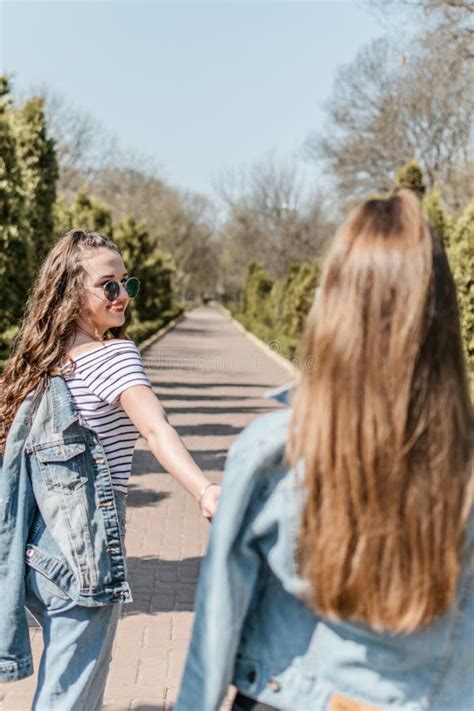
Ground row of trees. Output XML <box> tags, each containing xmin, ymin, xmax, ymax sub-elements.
<box><xmin>38</xmin><ymin>86</ymin><xmax>220</xmax><ymax>303</ymax></box>
<box><xmin>0</xmin><ymin>77</ymin><xmax>57</xmax><ymax>333</ymax></box>
<box><xmin>235</xmin><ymin>161</ymin><xmax>473</xmax><ymax>373</ymax></box>
<box><xmin>229</xmin><ymin>1</ymin><xmax>473</xmax><ymax>375</ymax></box>
<box><xmin>216</xmin><ymin>3</ymin><xmax>474</xmax><ymax>297</ymax></box>
<box><xmin>1</xmin><ymin>1</ymin><xmax>472</xmax><ymax>374</ymax></box>
<box><xmin>238</xmin><ymin>258</ymin><xmax>321</xmax><ymax>359</ymax></box>
<box><xmin>0</xmin><ymin>77</ymin><xmax>187</xmax><ymax>362</ymax></box>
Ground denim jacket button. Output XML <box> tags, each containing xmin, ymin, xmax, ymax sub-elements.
<box><xmin>267</xmin><ymin>677</ymin><xmax>281</xmax><ymax>692</ymax></box>
<box><xmin>26</xmin><ymin>548</ymin><xmax>34</xmax><ymax>558</ymax></box>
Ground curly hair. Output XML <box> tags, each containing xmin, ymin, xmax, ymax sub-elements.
<box><xmin>0</xmin><ymin>229</ymin><xmax>131</xmax><ymax>452</ymax></box>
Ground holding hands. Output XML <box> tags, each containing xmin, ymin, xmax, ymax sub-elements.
<box><xmin>198</xmin><ymin>482</ymin><xmax>221</xmax><ymax>522</ymax></box>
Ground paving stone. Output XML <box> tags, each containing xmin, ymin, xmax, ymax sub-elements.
<box><xmin>103</xmin><ymin>698</ymin><xmax>132</xmax><ymax>710</ymax></box>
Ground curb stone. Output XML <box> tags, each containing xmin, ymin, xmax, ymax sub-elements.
<box><xmin>138</xmin><ymin>313</ymin><xmax>186</xmax><ymax>354</ymax></box>
<box><xmin>214</xmin><ymin>303</ymin><xmax>299</xmax><ymax>377</ymax></box>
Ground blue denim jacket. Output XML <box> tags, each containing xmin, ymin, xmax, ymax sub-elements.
<box><xmin>176</xmin><ymin>409</ymin><xmax>474</xmax><ymax>711</ymax></box>
<box><xmin>0</xmin><ymin>376</ymin><xmax>131</xmax><ymax>683</ymax></box>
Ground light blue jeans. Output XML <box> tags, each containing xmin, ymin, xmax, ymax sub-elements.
<box><xmin>25</xmin><ymin>492</ymin><xmax>127</xmax><ymax>711</ymax></box>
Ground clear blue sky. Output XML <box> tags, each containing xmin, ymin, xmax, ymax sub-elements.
<box><xmin>1</xmin><ymin>1</ymin><xmax>384</xmax><ymax>197</ymax></box>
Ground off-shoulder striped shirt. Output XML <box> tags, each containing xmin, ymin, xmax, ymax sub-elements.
<box><xmin>63</xmin><ymin>339</ymin><xmax>152</xmax><ymax>493</ymax></box>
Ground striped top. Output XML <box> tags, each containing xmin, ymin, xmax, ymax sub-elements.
<box><xmin>63</xmin><ymin>339</ymin><xmax>152</xmax><ymax>493</ymax></box>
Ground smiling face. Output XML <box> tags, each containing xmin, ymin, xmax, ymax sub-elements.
<box><xmin>77</xmin><ymin>248</ymin><xmax>129</xmax><ymax>337</ymax></box>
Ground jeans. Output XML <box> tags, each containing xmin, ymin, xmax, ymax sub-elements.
<box><xmin>25</xmin><ymin>492</ymin><xmax>127</xmax><ymax>711</ymax></box>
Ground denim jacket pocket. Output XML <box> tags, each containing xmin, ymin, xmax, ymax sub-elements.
<box><xmin>26</xmin><ymin>563</ymin><xmax>71</xmax><ymax>603</ymax></box>
<box><xmin>36</xmin><ymin>442</ymin><xmax>88</xmax><ymax>493</ymax></box>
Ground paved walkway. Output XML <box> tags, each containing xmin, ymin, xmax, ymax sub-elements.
<box><xmin>0</xmin><ymin>306</ymin><xmax>292</xmax><ymax>711</ymax></box>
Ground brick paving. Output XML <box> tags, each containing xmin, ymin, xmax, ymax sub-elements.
<box><xmin>0</xmin><ymin>306</ymin><xmax>292</xmax><ymax>711</ymax></box>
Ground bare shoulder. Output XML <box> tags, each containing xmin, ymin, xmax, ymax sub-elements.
<box><xmin>67</xmin><ymin>338</ymin><xmax>135</xmax><ymax>362</ymax></box>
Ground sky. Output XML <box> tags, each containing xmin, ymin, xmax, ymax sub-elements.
<box><xmin>1</xmin><ymin>1</ymin><xmax>385</xmax><ymax>198</ymax></box>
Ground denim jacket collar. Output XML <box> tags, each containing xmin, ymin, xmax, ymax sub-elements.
<box><xmin>28</xmin><ymin>376</ymin><xmax>83</xmax><ymax>446</ymax></box>
<box><xmin>50</xmin><ymin>376</ymin><xmax>82</xmax><ymax>433</ymax></box>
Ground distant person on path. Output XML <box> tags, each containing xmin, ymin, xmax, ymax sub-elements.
<box><xmin>176</xmin><ymin>190</ymin><xmax>473</xmax><ymax>711</ymax></box>
<box><xmin>0</xmin><ymin>229</ymin><xmax>220</xmax><ymax>709</ymax></box>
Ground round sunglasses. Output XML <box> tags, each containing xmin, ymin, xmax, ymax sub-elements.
<box><xmin>87</xmin><ymin>277</ymin><xmax>140</xmax><ymax>303</ymax></box>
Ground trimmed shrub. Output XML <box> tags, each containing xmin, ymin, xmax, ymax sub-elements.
<box><xmin>395</xmin><ymin>159</ymin><xmax>426</xmax><ymax>198</ymax></box>
<box><xmin>449</xmin><ymin>200</ymin><xmax>474</xmax><ymax>371</ymax></box>
<box><xmin>236</xmin><ymin>258</ymin><xmax>320</xmax><ymax>360</ymax></box>
<box><xmin>423</xmin><ymin>189</ymin><xmax>454</xmax><ymax>247</ymax></box>
<box><xmin>243</xmin><ymin>262</ymin><xmax>275</xmax><ymax>328</ymax></box>
<box><xmin>127</xmin><ymin>307</ymin><xmax>184</xmax><ymax>345</ymax></box>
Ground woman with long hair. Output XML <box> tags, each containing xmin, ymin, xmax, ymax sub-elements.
<box><xmin>0</xmin><ymin>229</ymin><xmax>220</xmax><ymax>709</ymax></box>
<box><xmin>176</xmin><ymin>190</ymin><xmax>473</xmax><ymax>711</ymax></box>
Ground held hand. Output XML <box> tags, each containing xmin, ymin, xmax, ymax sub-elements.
<box><xmin>199</xmin><ymin>483</ymin><xmax>221</xmax><ymax>522</ymax></box>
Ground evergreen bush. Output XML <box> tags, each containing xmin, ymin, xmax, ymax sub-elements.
<box><xmin>449</xmin><ymin>200</ymin><xmax>474</xmax><ymax>371</ymax></box>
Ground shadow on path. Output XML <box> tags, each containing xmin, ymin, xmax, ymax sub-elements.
<box><xmin>170</xmin><ymin>326</ymin><xmax>212</xmax><ymax>336</ymax></box>
<box><xmin>165</xmin><ymin>405</ymin><xmax>273</xmax><ymax>416</ymax></box>
<box><xmin>149</xmin><ymin>382</ymin><xmax>275</xmax><ymax>390</ymax></box>
<box><xmin>124</xmin><ymin>556</ymin><xmax>201</xmax><ymax>616</ymax></box>
<box><xmin>175</xmin><ymin>423</ymin><xmax>243</xmax><ymax>437</ymax></box>
<box><xmin>132</xmin><ymin>449</ymin><xmax>228</xmax><ymax>476</ymax></box>
<box><xmin>127</xmin><ymin>484</ymin><xmax>170</xmax><ymax>507</ymax></box>
<box><xmin>156</xmin><ymin>393</ymin><xmax>253</xmax><ymax>402</ymax></box>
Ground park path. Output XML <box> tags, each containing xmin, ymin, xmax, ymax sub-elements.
<box><xmin>0</xmin><ymin>306</ymin><xmax>292</xmax><ymax>711</ymax></box>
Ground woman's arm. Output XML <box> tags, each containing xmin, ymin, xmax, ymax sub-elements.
<box><xmin>119</xmin><ymin>385</ymin><xmax>220</xmax><ymax>520</ymax></box>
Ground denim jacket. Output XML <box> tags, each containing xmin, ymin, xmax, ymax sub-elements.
<box><xmin>176</xmin><ymin>409</ymin><xmax>474</xmax><ymax>711</ymax></box>
<box><xmin>0</xmin><ymin>376</ymin><xmax>131</xmax><ymax>683</ymax></box>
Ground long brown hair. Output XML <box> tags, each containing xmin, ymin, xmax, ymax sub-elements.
<box><xmin>287</xmin><ymin>190</ymin><xmax>473</xmax><ymax>632</ymax></box>
<box><xmin>0</xmin><ymin>229</ymin><xmax>131</xmax><ymax>453</ymax></box>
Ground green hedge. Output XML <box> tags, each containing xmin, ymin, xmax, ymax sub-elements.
<box><xmin>0</xmin><ymin>324</ymin><xmax>19</xmax><ymax>365</ymax></box>
<box><xmin>423</xmin><ymin>189</ymin><xmax>473</xmax><ymax>374</ymax></box>
<box><xmin>235</xmin><ymin>179</ymin><xmax>473</xmax><ymax>378</ymax></box>
<box><xmin>128</xmin><ymin>307</ymin><xmax>184</xmax><ymax>345</ymax></box>
<box><xmin>0</xmin><ymin>78</ymin><xmax>183</xmax><ymax>372</ymax></box>
<box><xmin>234</xmin><ymin>258</ymin><xmax>320</xmax><ymax>360</ymax></box>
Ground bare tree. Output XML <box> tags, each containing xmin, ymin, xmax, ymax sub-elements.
<box><xmin>305</xmin><ymin>35</ymin><xmax>474</xmax><ymax>206</ymax></box>
<box><xmin>154</xmin><ymin>190</ymin><xmax>219</xmax><ymax>300</ymax></box>
<box><xmin>35</xmin><ymin>87</ymin><xmax>118</xmax><ymax>193</ymax></box>
<box><xmin>424</xmin><ymin>1</ymin><xmax>474</xmax><ymax>61</ymax></box>
<box><xmin>91</xmin><ymin>157</ymin><xmax>170</xmax><ymax>229</ymax></box>
<box><xmin>369</xmin><ymin>0</ymin><xmax>474</xmax><ymax>64</ymax></box>
<box><xmin>217</xmin><ymin>154</ymin><xmax>331</xmax><ymax>281</ymax></box>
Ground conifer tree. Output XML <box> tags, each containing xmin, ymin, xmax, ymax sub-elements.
<box><xmin>15</xmin><ymin>97</ymin><xmax>58</xmax><ymax>270</ymax></box>
<box><xmin>115</xmin><ymin>216</ymin><xmax>175</xmax><ymax>321</ymax></box>
<box><xmin>423</xmin><ymin>189</ymin><xmax>454</xmax><ymax>247</ymax></box>
<box><xmin>71</xmin><ymin>187</ymin><xmax>114</xmax><ymax>235</ymax></box>
<box><xmin>450</xmin><ymin>201</ymin><xmax>474</xmax><ymax>371</ymax></box>
<box><xmin>53</xmin><ymin>194</ymin><xmax>74</xmax><ymax>236</ymax></box>
<box><xmin>0</xmin><ymin>76</ymin><xmax>30</xmax><ymax>331</ymax></box>
<box><xmin>243</xmin><ymin>262</ymin><xmax>274</xmax><ymax>327</ymax></box>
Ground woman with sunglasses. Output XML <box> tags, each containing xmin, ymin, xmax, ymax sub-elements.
<box><xmin>0</xmin><ymin>229</ymin><xmax>220</xmax><ymax>709</ymax></box>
